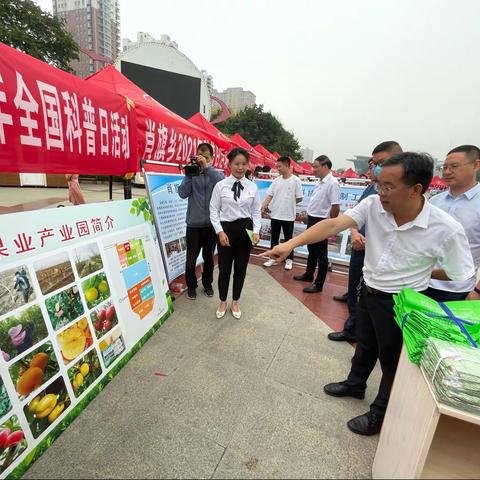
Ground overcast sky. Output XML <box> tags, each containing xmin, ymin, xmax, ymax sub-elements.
<box><xmin>36</xmin><ymin>0</ymin><xmax>480</xmax><ymax>168</ymax></box>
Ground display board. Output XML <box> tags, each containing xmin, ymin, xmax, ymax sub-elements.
<box><xmin>254</xmin><ymin>179</ymin><xmax>366</xmax><ymax>262</ymax></box>
<box><xmin>144</xmin><ymin>172</ymin><xmax>199</xmax><ymax>282</ymax></box>
<box><xmin>0</xmin><ymin>199</ymin><xmax>172</xmax><ymax>478</ymax></box>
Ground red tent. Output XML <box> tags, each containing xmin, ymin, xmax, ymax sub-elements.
<box><xmin>332</xmin><ymin>170</ymin><xmax>341</xmax><ymax>177</ymax></box>
<box><xmin>189</xmin><ymin>112</ymin><xmax>235</xmax><ymax>150</ymax></box>
<box><xmin>272</xmin><ymin>152</ymin><xmax>281</xmax><ymax>160</ymax></box>
<box><xmin>230</xmin><ymin>133</ymin><xmax>265</xmax><ymax>168</ymax></box>
<box><xmin>253</xmin><ymin>144</ymin><xmax>277</xmax><ymax>169</ymax></box>
<box><xmin>300</xmin><ymin>161</ymin><xmax>313</xmax><ymax>175</ymax></box>
<box><xmin>430</xmin><ymin>175</ymin><xmax>447</xmax><ymax>189</ymax></box>
<box><xmin>341</xmin><ymin>168</ymin><xmax>360</xmax><ymax>178</ymax></box>
<box><xmin>85</xmin><ymin>66</ymin><xmax>232</xmax><ymax>171</ymax></box>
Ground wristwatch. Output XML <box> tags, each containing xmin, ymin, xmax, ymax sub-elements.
<box><xmin>474</xmin><ymin>287</ymin><xmax>480</xmax><ymax>295</ymax></box>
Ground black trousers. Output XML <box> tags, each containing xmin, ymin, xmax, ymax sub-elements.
<box><xmin>345</xmin><ymin>285</ymin><xmax>401</xmax><ymax>417</ymax></box>
<box><xmin>424</xmin><ymin>287</ymin><xmax>469</xmax><ymax>302</ymax></box>
<box><xmin>270</xmin><ymin>219</ymin><xmax>295</xmax><ymax>261</ymax></box>
<box><xmin>342</xmin><ymin>248</ymin><xmax>365</xmax><ymax>337</ymax></box>
<box><xmin>217</xmin><ymin>218</ymin><xmax>253</xmax><ymax>301</ymax></box>
<box><xmin>185</xmin><ymin>226</ymin><xmax>216</xmax><ymax>289</ymax></box>
<box><xmin>305</xmin><ymin>215</ymin><xmax>328</xmax><ymax>287</ymax></box>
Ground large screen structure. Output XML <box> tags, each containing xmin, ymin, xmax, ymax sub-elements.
<box><xmin>121</xmin><ymin>60</ymin><xmax>202</xmax><ymax>119</ymax></box>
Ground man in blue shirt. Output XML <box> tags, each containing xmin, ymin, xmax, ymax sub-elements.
<box><xmin>426</xmin><ymin>145</ymin><xmax>480</xmax><ymax>302</ymax></box>
<box><xmin>328</xmin><ymin>141</ymin><xmax>403</xmax><ymax>342</ymax></box>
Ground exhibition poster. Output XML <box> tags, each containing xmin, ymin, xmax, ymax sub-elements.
<box><xmin>254</xmin><ymin>179</ymin><xmax>366</xmax><ymax>261</ymax></box>
<box><xmin>144</xmin><ymin>172</ymin><xmax>203</xmax><ymax>282</ymax></box>
<box><xmin>0</xmin><ymin>199</ymin><xmax>172</xmax><ymax>478</ymax></box>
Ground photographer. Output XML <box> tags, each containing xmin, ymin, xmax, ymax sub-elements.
<box><xmin>178</xmin><ymin>143</ymin><xmax>224</xmax><ymax>300</ymax></box>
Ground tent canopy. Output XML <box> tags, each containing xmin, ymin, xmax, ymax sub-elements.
<box><xmin>300</xmin><ymin>161</ymin><xmax>313</xmax><ymax>175</ymax></box>
<box><xmin>86</xmin><ymin>66</ymin><xmax>231</xmax><ymax>170</ymax></box>
<box><xmin>253</xmin><ymin>144</ymin><xmax>277</xmax><ymax>168</ymax></box>
<box><xmin>230</xmin><ymin>133</ymin><xmax>265</xmax><ymax>168</ymax></box>
<box><xmin>341</xmin><ymin>168</ymin><xmax>360</xmax><ymax>178</ymax></box>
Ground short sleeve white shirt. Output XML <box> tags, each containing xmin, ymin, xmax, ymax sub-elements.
<box><xmin>344</xmin><ymin>195</ymin><xmax>475</xmax><ymax>293</ymax></box>
<box><xmin>429</xmin><ymin>183</ymin><xmax>480</xmax><ymax>292</ymax></box>
<box><xmin>307</xmin><ymin>172</ymin><xmax>340</xmax><ymax>218</ymax></box>
<box><xmin>267</xmin><ymin>175</ymin><xmax>303</xmax><ymax>221</ymax></box>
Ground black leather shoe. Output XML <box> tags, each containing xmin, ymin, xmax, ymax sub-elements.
<box><xmin>328</xmin><ymin>331</ymin><xmax>356</xmax><ymax>342</ymax></box>
<box><xmin>347</xmin><ymin>412</ymin><xmax>383</xmax><ymax>436</ymax></box>
<box><xmin>293</xmin><ymin>274</ymin><xmax>314</xmax><ymax>282</ymax></box>
<box><xmin>204</xmin><ymin>285</ymin><xmax>214</xmax><ymax>297</ymax></box>
<box><xmin>324</xmin><ymin>382</ymin><xmax>365</xmax><ymax>399</ymax></box>
<box><xmin>333</xmin><ymin>293</ymin><xmax>348</xmax><ymax>302</ymax></box>
<box><xmin>187</xmin><ymin>287</ymin><xmax>197</xmax><ymax>300</ymax></box>
<box><xmin>303</xmin><ymin>284</ymin><xmax>322</xmax><ymax>293</ymax></box>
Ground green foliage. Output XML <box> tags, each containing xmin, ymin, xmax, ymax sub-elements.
<box><xmin>216</xmin><ymin>104</ymin><xmax>302</xmax><ymax>160</ymax></box>
<box><xmin>0</xmin><ymin>379</ymin><xmax>12</xmax><ymax>418</ymax></box>
<box><xmin>130</xmin><ymin>198</ymin><xmax>154</xmax><ymax>224</ymax></box>
<box><xmin>0</xmin><ymin>0</ymin><xmax>79</xmax><ymax>72</ymax></box>
<box><xmin>476</xmin><ymin>170</ymin><xmax>480</xmax><ymax>182</ymax></box>
<box><xmin>45</xmin><ymin>287</ymin><xmax>84</xmax><ymax>331</ymax></box>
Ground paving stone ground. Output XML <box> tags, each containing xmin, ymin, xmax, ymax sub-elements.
<box><xmin>23</xmin><ymin>265</ymin><xmax>381</xmax><ymax>479</ymax></box>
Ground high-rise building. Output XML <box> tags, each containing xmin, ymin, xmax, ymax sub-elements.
<box><xmin>52</xmin><ymin>0</ymin><xmax>120</xmax><ymax>78</ymax></box>
<box><xmin>212</xmin><ymin>87</ymin><xmax>255</xmax><ymax>114</ymax></box>
<box><xmin>300</xmin><ymin>147</ymin><xmax>314</xmax><ymax>163</ymax></box>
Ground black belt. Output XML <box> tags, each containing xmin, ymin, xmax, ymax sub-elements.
<box><xmin>364</xmin><ymin>284</ymin><xmax>395</xmax><ymax>297</ymax></box>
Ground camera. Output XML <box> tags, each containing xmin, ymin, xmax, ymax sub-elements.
<box><xmin>185</xmin><ymin>156</ymin><xmax>201</xmax><ymax>177</ymax></box>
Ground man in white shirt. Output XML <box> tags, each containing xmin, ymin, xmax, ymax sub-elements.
<box><xmin>265</xmin><ymin>152</ymin><xmax>475</xmax><ymax>436</ymax></box>
<box><xmin>426</xmin><ymin>145</ymin><xmax>480</xmax><ymax>302</ymax></box>
<box><xmin>293</xmin><ymin>155</ymin><xmax>340</xmax><ymax>293</ymax></box>
<box><xmin>262</xmin><ymin>156</ymin><xmax>303</xmax><ymax>270</ymax></box>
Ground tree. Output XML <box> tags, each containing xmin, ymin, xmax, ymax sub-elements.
<box><xmin>0</xmin><ymin>0</ymin><xmax>79</xmax><ymax>72</ymax></box>
<box><xmin>217</xmin><ymin>104</ymin><xmax>302</xmax><ymax>161</ymax></box>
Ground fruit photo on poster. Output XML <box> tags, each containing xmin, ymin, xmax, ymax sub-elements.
<box><xmin>90</xmin><ymin>300</ymin><xmax>118</xmax><ymax>339</ymax></box>
<box><xmin>0</xmin><ymin>415</ymin><xmax>27</xmax><ymax>474</ymax></box>
<box><xmin>45</xmin><ymin>286</ymin><xmax>84</xmax><ymax>331</ymax></box>
<box><xmin>0</xmin><ymin>266</ymin><xmax>36</xmax><ymax>317</ymax></box>
<box><xmin>0</xmin><ymin>304</ymin><xmax>48</xmax><ymax>362</ymax></box>
<box><xmin>0</xmin><ymin>377</ymin><xmax>12</xmax><ymax>419</ymax></box>
<box><xmin>67</xmin><ymin>349</ymin><xmax>102</xmax><ymax>398</ymax></box>
<box><xmin>23</xmin><ymin>376</ymin><xmax>71</xmax><ymax>439</ymax></box>
<box><xmin>33</xmin><ymin>252</ymin><xmax>75</xmax><ymax>296</ymax></box>
<box><xmin>73</xmin><ymin>243</ymin><xmax>104</xmax><ymax>278</ymax></box>
<box><xmin>99</xmin><ymin>327</ymin><xmax>126</xmax><ymax>369</ymax></box>
<box><xmin>8</xmin><ymin>342</ymin><xmax>59</xmax><ymax>401</ymax></box>
<box><xmin>81</xmin><ymin>272</ymin><xmax>110</xmax><ymax>310</ymax></box>
<box><xmin>56</xmin><ymin>318</ymin><xmax>93</xmax><ymax>365</ymax></box>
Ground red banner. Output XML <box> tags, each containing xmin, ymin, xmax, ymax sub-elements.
<box><xmin>86</xmin><ymin>66</ymin><xmax>233</xmax><ymax>171</ymax></box>
<box><xmin>0</xmin><ymin>42</ymin><xmax>137</xmax><ymax>175</ymax></box>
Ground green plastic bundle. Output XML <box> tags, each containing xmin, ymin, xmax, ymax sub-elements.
<box><xmin>393</xmin><ymin>289</ymin><xmax>480</xmax><ymax>364</ymax></box>
<box><xmin>421</xmin><ymin>338</ymin><xmax>480</xmax><ymax>414</ymax></box>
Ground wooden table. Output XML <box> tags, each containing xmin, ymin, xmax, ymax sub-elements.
<box><xmin>372</xmin><ymin>347</ymin><xmax>480</xmax><ymax>479</ymax></box>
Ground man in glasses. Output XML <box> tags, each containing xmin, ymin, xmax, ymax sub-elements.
<box><xmin>425</xmin><ymin>145</ymin><xmax>480</xmax><ymax>302</ymax></box>
<box><xmin>329</xmin><ymin>141</ymin><xmax>402</xmax><ymax>342</ymax></box>
<box><xmin>264</xmin><ymin>152</ymin><xmax>474</xmax><ymax>436</ymax></box>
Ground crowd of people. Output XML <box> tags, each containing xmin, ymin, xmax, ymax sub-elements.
<box><xmin>179</xmin><ymin>140</ymin><xmax>480</xmax><ymax>437</ymax></box>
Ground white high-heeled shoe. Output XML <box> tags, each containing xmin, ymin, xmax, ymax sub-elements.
<box><xmin>230</xmin><ymin>307</ymin><xmax>242</xmax><ymax>319</ymax></box>
<box><xmin>216</xmin><ymin>306</ymin><xmax>227</xmax><ymax>319</ymax></box>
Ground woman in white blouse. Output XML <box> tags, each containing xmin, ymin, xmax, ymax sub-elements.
<box><xmin>210</xmin><ymin>148</ymin><xmax>262</xmax><ymax>319</ymax></box>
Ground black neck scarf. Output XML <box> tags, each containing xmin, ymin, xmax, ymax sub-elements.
<box><xmin>231</xmin><ymin>180</ymin><xmax>244</xmax><ymax>201</ymax></box>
